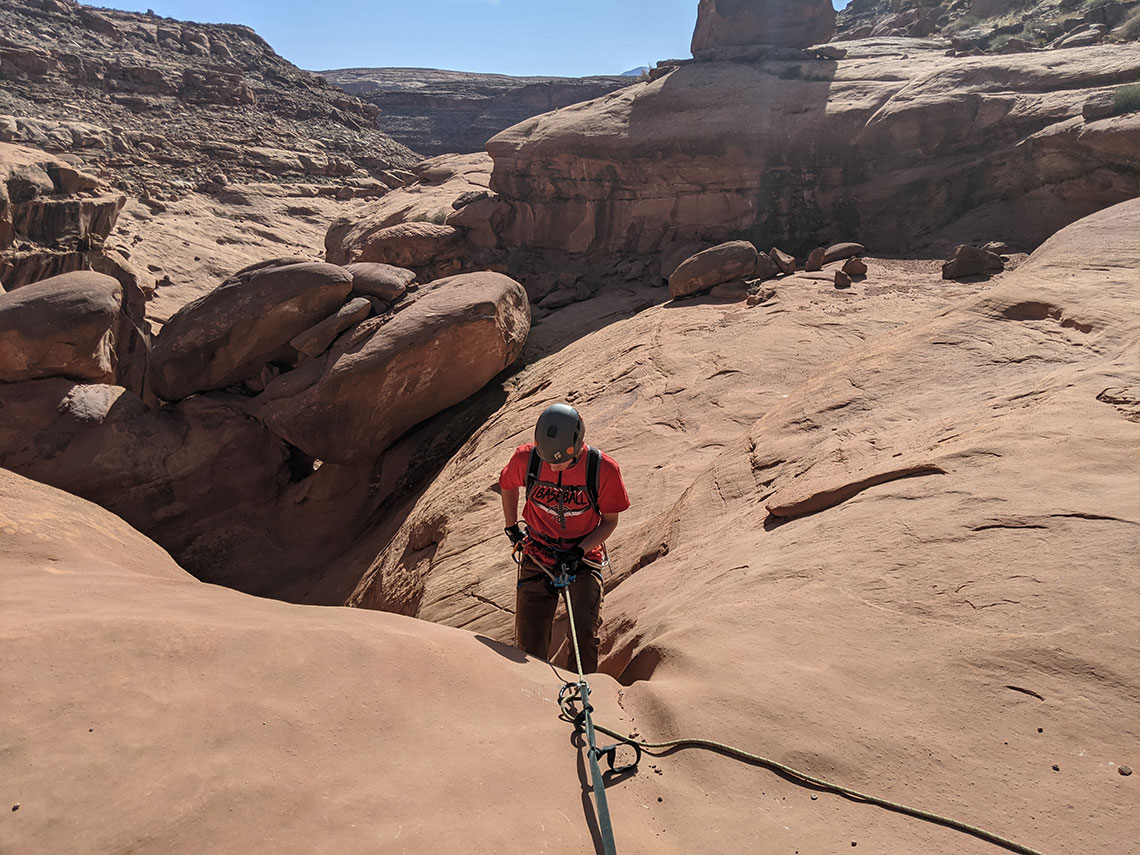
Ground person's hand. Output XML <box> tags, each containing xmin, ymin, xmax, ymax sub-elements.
<box><xmin>504</xmin><ymin>523</ymin><xmax>527</xmax><ymax>546</ymax></box>
<box><xmin>556</xmin><ymin>546</ymin><xmax>585</xmax><ymax>575</ymax></box>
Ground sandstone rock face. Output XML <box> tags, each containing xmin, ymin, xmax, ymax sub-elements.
<box><xmin>319</xmin><ymin>67</ymin><xmax>635</xmax><ymax>156</ymax></box>
<box><xmin>149</xmin><ymin>261</ymin><xmax>353</xmax><ymax>400</ymax></box>
<box><xmin>0</xmin><ymin>271</ymin><xmax>121</xmax><ymax>383</ymax></box>
<box><xmin>487</xmin><ymin>42</ymin><xmax>1140</xmax><ymax>257</ymax></box>
<box><xmin>692</xmin><ymin>0</ymin><xmax>837</xmax><ymax>55</ymax></box>
<box><xmin>253</xmin><ymin>272</ymin><xmax>530</xmax><ymax>463</ymax></box>
<box><xmin>0</xmin><ymin>0</ymin><xmax>416</xmax><ymax>197</ymax></box>
<box><xmin>0</xmin><ymin>380</ymin><xmax>291</xmax><ymax>591</ymax></box>
<box><xmin>668</xmin><ymin>240</ymin><xmax>759</xmax><ymax>298</ymax></box>
<box><xmin>1</xmin><ymin>142</ymin><xmax>127</xmax><ymax>289</ymax></box>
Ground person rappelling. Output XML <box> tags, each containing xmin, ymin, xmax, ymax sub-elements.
<box><xmin>499</xmin><ymin>403</ymin><xmax>630</xmax><ymax>673</ymax></box>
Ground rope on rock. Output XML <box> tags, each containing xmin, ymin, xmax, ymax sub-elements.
<box><xmin>557</xmin><ymin>591</ymin><xmax>1043</xmax><ymax>855</ymax></box>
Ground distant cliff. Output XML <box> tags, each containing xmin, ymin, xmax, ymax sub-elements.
<box><xmin>318</xmin><ymin>67</ymin><xmax>634</xmax><ymax>156</ymax></box>
<box><xmin>0</xmin><ymin>0</ymin><xmax>417</xmax><ymax>191</ymax></box>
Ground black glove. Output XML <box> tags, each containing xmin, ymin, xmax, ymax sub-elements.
<box><xmin>555</xmin><ymin>546</ymin><xmax>585</xmax><ymax>576</ymax></box>
<box><xmin>504</xmin><ymin>523</ymin><xmax>527</xmax><ymax>546</ymax></box>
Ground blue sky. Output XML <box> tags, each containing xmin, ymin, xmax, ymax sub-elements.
<box><xmin>95</xmin><ymin>0</ymin><xmax>847</xmax><ymax>77</ymax></box>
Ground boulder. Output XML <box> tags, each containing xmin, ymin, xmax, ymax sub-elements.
<box><xmin>0</xmin><ymin>271</ymin><xmax>122</xmax><ymax>383</ymax></box>
<box><xmin>1055</xmin><ymin>25</ymin><xmax>1107</xmax><ymax>48</ymax></box>
<box><xmin>149</xmin><ymin>262</ymin><xmax>353</xmax><ymax>401</ymax></box>
<box><xmin>659</xmin><ymin>242</ymin><xmax>706</xmax><ymax>283</ymax></box>
<box><xmin>942</xmin><ymin>244</ymin><xmax>1005</xmax><ymax>280</ymax></box>
<box><xmin>668</xmin><ymin>240</ymin><xmax>759</xmax><ymax>299</ymax></box>
<box><xmin>289</xmin><ymin>297</ymin><xmax>371</xmax><ymax>358</ymax></box>
<box><xmin>345</xmin><ymin>262</ymin><xmax>415</xmax><ymax>302</ymax></box>
<box><xmin>252</xmin><ymin>272</ymin><xmax>530</xmax><ymax>463</ymax></box>
<box><xmin>691</xmin><ymin>0</ymin><xmax>837</xmax><ymax>55</ymax></box>
<box><xmin>842</xmin><ymin>256</ymin><xmax>868</xmax><ymax>276</ymax></box>
<box><xmin>769</xmin><ymin>247</ymin><xmax>796</xmax><ymax>275</ymax></box>
<box><xmin>834</xmin><ymin>269</ymin><xmax>852</xmax><ymax>288</ymax></box>
<box><xmin>754</xmin><ymin>251</ymin><xmax>781</xmax><ymax>281</ymax></box>
<box><xmin>350</xmin><ymin>222</ymin><xmax>465</xmax><ymax>269</ymax></box>
<box><xmin>823</xmin><ymin>242</ymin><xmax>866</xmax><ymax>264</ymax></box>
<box><xmin>804</xmin><ymin>247</ymin><xmax>826</xmax><ymax>271</ymax></box>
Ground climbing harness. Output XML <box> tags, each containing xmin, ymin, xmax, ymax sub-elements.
<box><xmin>511</xmin><ymin>532</ymin><xmax>634</xmax><ymax>854</ymax></box>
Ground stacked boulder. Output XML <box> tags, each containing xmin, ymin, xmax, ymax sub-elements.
<box><xmin>0</xmin><ymin>254</ymin><xmax>531</xmax><ymax>593</ymax></box>
<box><xmin>149</xmin><ymin>258</ymin><xmax>531</xmax><ymax>463</ymax></box>
<box><xmin>325</xmin><ymin>153</ymin><xmax>504</xmax><ymax>283</ymax></box>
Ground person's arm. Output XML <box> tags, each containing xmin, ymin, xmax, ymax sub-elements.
<box><xmin>502</xmin><ymin>486</ymin><xmax>521</xmax><ymax>527</ymax></box>
<box><xmin>577</xmin><ymin>512</ymin><xmax>619</xmax><ymax>554</ymax></box>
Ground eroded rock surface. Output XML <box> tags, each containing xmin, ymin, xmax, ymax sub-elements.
<box><xmin>0</xmin><ymin>142</ymin><xmax>126</xmax><ymax>288</ymax></box>
<box><xmin>487</xmin><ymin>41</ymin><xmax>1140</xmax><ymax>257</ymax></box>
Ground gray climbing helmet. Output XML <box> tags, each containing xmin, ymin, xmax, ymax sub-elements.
<box><xmin>534</xmin><ymin>403</ymin><xmax>585</xmax><ymax>463</ymax></box>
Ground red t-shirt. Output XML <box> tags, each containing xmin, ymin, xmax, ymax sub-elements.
<box><xmin>500</xmin><ymin>443</ymin><xmax>630</xmax><ymax>566</ymax></box>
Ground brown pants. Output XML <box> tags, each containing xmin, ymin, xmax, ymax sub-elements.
<box><xmin>515</xmin><ymin>557</ymin><xmax>604</xmax><ymax>674</ymax></box>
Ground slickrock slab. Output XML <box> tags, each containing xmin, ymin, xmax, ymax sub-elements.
<box><xmin>0</xmin><ymin>467</ymin><xmax>636</xmax><ymax>855</ymax></box>
<box><xmin>0</xmin><ymin>271</ymin><xmax>121</xmax><ymax>383</ymax></box>
<box><xmin>149</xmin><ymin>261</ymin><xmax>352</xmax><ymax>400</ymax></box>
<box><xmin>253</xmin><ymin>271</ymin><xmax>530</xmax><ymax>463</ymax></box>
<box><xmin>344</xmin><ymin>199</ymin><xmax>1140</xmax><ymax>855</ymax></box>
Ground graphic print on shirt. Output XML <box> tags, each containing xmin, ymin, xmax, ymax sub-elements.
<box><xmin>528</xmin><ymin>479</ymin><xmax>595</xmax><ymax>530</ymax></box>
